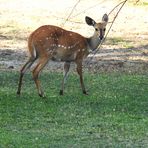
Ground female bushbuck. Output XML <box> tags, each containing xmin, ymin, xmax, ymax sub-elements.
<box><xmin>17</xmin><ymin>14</ymin><xmax>109</xmax><ymax>97</ymax></box>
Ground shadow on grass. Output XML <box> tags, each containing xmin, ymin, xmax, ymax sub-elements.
<box><xmin>0</xmin><ymin>36</ymin><xmax>147</xmax><ymax>73</ymax></box>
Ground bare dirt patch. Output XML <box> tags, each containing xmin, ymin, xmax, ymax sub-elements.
<box><xmin>0</xmin><ymin>0</ymin><xmax>148</xmax><ymax>73</ymax></box>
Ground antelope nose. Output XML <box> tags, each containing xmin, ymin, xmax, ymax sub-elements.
<box><xmin>100</xmin><ymin>36</ymin><xmax>103</xmax><ymax>40</ymax></box>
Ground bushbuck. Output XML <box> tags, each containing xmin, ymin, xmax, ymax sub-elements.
<box><xmin>17</xmin><ymin>14</ymin><xmax>109</xmax><ymax>97</ymax></box>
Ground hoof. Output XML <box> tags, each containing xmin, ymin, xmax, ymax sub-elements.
<box><xmin>16</xmin><ymin>91</ymin><xmax>20</xmax><ymax>95</ymax></box>
<box><xmin>38</xmin><ymin>89</ymin><xmax>46</xmax><ymax>98</ymax></box>
<box><xmin>39</xmin><ymin>93</ymin><xmax>45</xmax><ymax>98</ymax></box>
<box><xmin>59</xmin><ymin>90</ymin><xmax>63</xmax><ymax>95</ymax></box>
<box><xmin>83</xmin><ymin>90</ymin><xmax>88</xmax><ymax>95</ymax></box>
<box><xmin>16</xmin><ymin>91</ymin><xmax>21</xmax><ymax>98</ymax></box>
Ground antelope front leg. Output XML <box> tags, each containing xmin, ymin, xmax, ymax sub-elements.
<box><xmin>60</xmin><ymin>62</ymin><xmax>71</xmax><ymax>95</ymax></box>
<box><xmin>76</xmin><ymin>61</ymin><xmax>88</xmax><ymax>95</ymax></box>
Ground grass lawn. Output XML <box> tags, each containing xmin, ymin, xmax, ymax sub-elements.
<box><xmin>0</xmin><ymin>71</ymin><xmax>148</xmax><ymax>148</ymax></box>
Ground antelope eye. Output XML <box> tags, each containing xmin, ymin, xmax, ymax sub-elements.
<box><xmin>95</xmin><ymin>28</ymin><xmax>98</xmax><ymax>31</ymax></box>
<box><xmin>103</xmin><ymin>28</ymin><xmax>106</xmax><ymax>31</ymax></box>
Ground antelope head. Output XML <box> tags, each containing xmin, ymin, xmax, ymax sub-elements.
<box><xmin>85</xmin><ymin>14</ymin><xmax>109</xmax><ymax>50</ymax></box>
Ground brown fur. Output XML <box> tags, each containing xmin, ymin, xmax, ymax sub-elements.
<box><xmin>29</xmin><ymin>25</ymin><xmax>89</xmax><ymax>61</ymax></box>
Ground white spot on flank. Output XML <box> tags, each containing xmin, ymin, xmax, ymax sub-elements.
<box><xmin>33</xmin><ymin>47</ymin><xmax>36</xmax><ymax>57</ymax></box>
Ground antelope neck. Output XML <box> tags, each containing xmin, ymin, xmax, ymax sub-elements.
<box><xmin>86</xmin><ymin>33</ymin><xmax>102</xmax><ymax>51</ymax></box>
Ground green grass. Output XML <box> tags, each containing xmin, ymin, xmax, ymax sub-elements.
<box><xmin>128</xmin><ymin>0</ymin><xmax>148</xmax><ymax>6</ymax></box>
<box><xmin>106</xmin><ymin>37</ymin><xmax>135</xmax><ymax>48</ymax></box>
<box><xmin>0</xmin><ymin>71</ymin><xmax>148</xmax><ymax>148</ymax></box>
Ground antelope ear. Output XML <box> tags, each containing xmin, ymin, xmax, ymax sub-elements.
<box><xmin>102</xmin><ymin>14</ymin><xmax>108</xmax><ymax>23</ymax></box>
<box><xmin>85</xmin><ymin>16</ymin><xmax>96</xmax><ymax>26</ymax></box>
